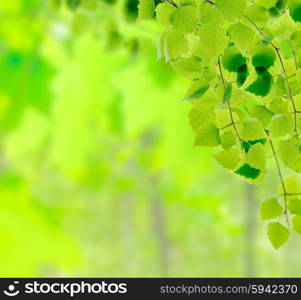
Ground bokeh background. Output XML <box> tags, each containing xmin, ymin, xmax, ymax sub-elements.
<box><xmin>0</xmin><ymin>0</ymin><xmax>300</xmax><ymax>277</ymax></box>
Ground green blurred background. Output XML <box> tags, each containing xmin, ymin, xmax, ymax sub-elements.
<box><xmin>0</xmin><ymin>0</ymin><xmax>300</xmax><ymax>277</ymax></box>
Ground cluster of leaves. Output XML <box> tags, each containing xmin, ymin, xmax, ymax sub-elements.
<box><xmin>138</xmin><ymin>0</ymin><xmax>301</xmax><ymax>249</ymax></box>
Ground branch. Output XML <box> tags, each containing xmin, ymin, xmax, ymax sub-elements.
<box><xmin>275</xmin><ymin>48</ymin><xmax>298</xmax><ymax>133</ymax></box>
<box><xmin>205</xmin><ymin>0</ymin><xmax>216</xmax><ymax>5</ymax></box>
<box><xmin>290</xmin><ymin>40</ymin><xmax>298</xmax><ymax>71</ymax></box>
<box><xmin>205</xmin><ymin>3</ymin><xmax>298</xmax><ymax>133</ymax></box>
<box><xmin>165</xmin><ymin>0</ymin><xmax>178</xmax><ymax>8</ymax></box>
<box><xmin>243</xmin><ymin>14</ymin><xmax>299</xmax><ymax>135</ymax></box>
<box><xmin>268</xmin><ymin>137</ymin><xmax>289</xmax><ymax>225</ymax></box>
<box><xmin>218</xmin><ymin>57</ymin><xmax>243</xmax><ymax>146</ymax></box>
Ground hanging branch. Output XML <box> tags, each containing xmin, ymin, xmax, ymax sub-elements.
<box><xmin>218</xmin><ymin>57</ymin><xmax>243</xmax><ymax>147</ymax></box>
<box><xmin>268</xmin><ymin>136</ymin><xmax>289</xmax><ymax>225</ymax></box>
<box><xmin>200</xmin><ymin>0</ymin><xmax>299</xmax><ymax>135</ymax></box>
<box><xmin>242</xmin><ymin>14</ymin><xmax>299</xmax><ymax>135</ymax></box>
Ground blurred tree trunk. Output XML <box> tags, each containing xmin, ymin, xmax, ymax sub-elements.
<box><xmin>245</xmin><ymin>183</ymin><xmax>256</xmax><ymax>277</ymax></box>
<box><xmin>284</xmin><ymin>234</ymin><xmax>301</xmax><ymax>276</ymax></box>
<box><xmin>120</xmin><ymin>191</ymin><xmax>135</xmax><ymax>274</ymax></box>
<box><xmin>150</xmin><ymin>176</ymin><xmax>169</xmax><ymax>277</ymax></box>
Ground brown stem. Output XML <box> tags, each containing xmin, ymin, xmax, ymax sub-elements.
<box><xmin>165</xmin><ymin>0</ymin><xmax>178</xmax><ymax>8</ymax></box>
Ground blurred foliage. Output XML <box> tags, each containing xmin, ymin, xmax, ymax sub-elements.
<box><xmin>0</xmin><ymin>0</ymin><xmax>300</xmax><ymax>277</ymax></box>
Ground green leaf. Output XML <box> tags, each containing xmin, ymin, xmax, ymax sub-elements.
<box><xmin>171</xmin><ymin>56</ymin><xmax>202</xmax><ymax>80</ymax></box>
<box><xmin>183</xmin><ymin>78</ymin><xmax>209</xmax><ymax>101</ymax></box>
<box><xmin>199</xmin><ymin>1</ymin><xmax>224</xmax><ymax>24</ymax></box>
<box><xmin>198</xmin><ymin>23</ymin><xmax>228</xmax><ymax>60</ymax></box>
<box><xmin>278</xmin><ymin>175</ymin><xmax>301</xmax><ymax>200</ymax></box>
<box><xmin>215</xmin><ymin>0</ymin><xmax>246</xmax><ymax>21</ymax></box>
<box><xmin>190</xmin><ymin>87</ymin><xmax>218</xmax><ymax>111</ymax></box>
<box><xmin>170</xmin><ymin>6</ymin><xmax>198</xmax><ymax>33</ymax></box>
<box><xmin>246</xmin><ymin>67</ymin><xmax>273</xmax><ymax>97</ymax></box>
<box><xmin>289</xmin><ymin>1</ymin><xmax>301</xmax><ymax>22</ymax></box>
<box><xmin>270</xmin><ymin>113</ymin><xmax>293</xmax><ymax>137</ymax></box>
<box><xmin>155</xmin><ymin>3</ymin><xmax>176</xmax><ymax>28</ymax></box>
<box><xmin>235</xmin><ymin>163</ymin><xmax>261</xmax><ymax>179</ymax></box>
<box><xmin>138</xmin><ymin>0</ymin><xmax>155</xmax><ymax>20</ymax></box>
<box><xmin>231</xmin><ymin>85</ymin><xmax>253</xmax><ymax>107</ymax></box>
<box><xmin>214</xmin><ymin>148</ymin><xmax>241</xmax><ymax>170</ymax></box>
<box><xmin>246</xmin><ymin>142</ymin><xmax>266</xmax><ymax>169</ymax></box>
<box><xmin>222</xmin><ymin>47</ymin><xmax>246</xmax><ymax>72</ymax></box>
<box><xmin>214</xmin><ymin>108</ymin><xmax>233</xmax><ymax>129</ymax></box>
<box><xmin>194</xmin><ymin>123</ymin><xmax>221</xmax><ymax>147</ymax></box>
<box><xmin>252</xmin><ymin>47</ymin><xmax>276</xmax><ymax>69</ymax></box>
<box><xmin>242</xmin><ymin>139</ymin><xmax>266</xmax><ymax>153</ymax></box>
<box><xmin>288</xmin><ymin>199</ymin><xmax>301</xmax><ymax>215</ymax></box>
<box><xmin>228</xmin><ymin>23</ymin><xmax>256</xmax><ymax>52</ymax></box>
<box><xmin>220</xmin><ymin>130</ymin><xmax>237</xmax><ymax>149</ymax></box>
<box><xmin>164</xmin><ymin>29</ymin><xmax>189</xmax><ymax>61</ymax></box>
<box><xmin>278</xmin><ymin>138</ymin><xmax>301</xmax><ymax>172</ymax></box>
<box><xmin>215</xmin><ymin>109</ymin><xmax>239</xmax><ymax>129</ymax></box>
<box><xmin>250</xmin><ymin>105</ymin><xmax>274</xmax><ymax>127</ymax></box>
<box><xmin>267</xmin><ymin>222</ymin><xmax>289</xmax><ymax>249</ymax></box>
<box><xmin>292</xmin><ymin>215</ymin><xmax>301</xmax><ymax>234</ymax></box>
<box><xmin>245</xmin><ymin>5</ymin><xmax>270</xmax><ymax>26</ymax></box>
<box><xmin>256</xmin><ymin>0</ymin><xmax>277</xmax><ymax>8</ymax></box>
<box><xmin>236</xmin><ymin>64</ymin><xmax>249</xmax><ymax>87</ymax></box>
<box><xmin>240</xmin><ymin>118</ymin><xmax>266</xmax><ymax>141</ymax></box>
<box><xmin>260</xmin><ymin>198</ymin><xmax>282</xmax><ymax>220</ymax></box>
<box><xmin>268</xmin><ymin>11</ymin><xmax>296</xmax><ymax>40</ymax></box>
<box><xmin>189</xmin><ymin>108</ymin><xmax>212</xmax><ymax>132</ymax></box>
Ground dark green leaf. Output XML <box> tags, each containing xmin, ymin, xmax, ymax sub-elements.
<box><xmin>235</xmin><ymin>163</ymin><xmax>261</xmax><ymax>179</ymax></box>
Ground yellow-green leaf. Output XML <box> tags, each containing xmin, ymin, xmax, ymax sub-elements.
<box><xmin>260</xmin><ymin>198</ymin><xmax>282</xmax><ymax>220</ymax></box>
<box><xmin>270</xmin><ymin>113</ymin><xmax>293</xmax><ymax>137</ymax></box>
<box><xmin>292</xmin><ymin>215</ymin><xmax>301</xmax><ymax>234</ymax></box>
<box><xmin>138</xmin><ymin>0</ymin><xmax>155</xmax><ymax>20</ymax></box>
<box><xmin>216</xmin><ymin>0</ymin><xmax>246</xmax><ymax>21</ymax></box>
<box><xmin>214</xmin><ymin>148</ymin><xmax>241</xmax><ymax>170</ymax></box>
<box><xmin>267</xmin><ymin>222</ymin><xmax>289</xmax><ymax>249</ymax></box>
<box><xmin>246</xmin><ymin>142</ymin><xmax>266</xmax><ymax>169</ymax></box>
<box><xmin>240</xmin><ymin>118</ymin><xmax>266</xmax><ymax>141</ymax></box>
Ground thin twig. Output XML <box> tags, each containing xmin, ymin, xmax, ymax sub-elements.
<box><xmin>268</xmin><ymin>137</ymin><xmax>289</xmax><ymax>226</ymax></box>
<box><xmin>290</xmin><ymin>40</ymin><xmax>298</xmax><ymax>71</ymax></box>
<box><xmin>275</xmin><ymin>49</ymin><xmax>298</xmax><ymax>133</ymax></box>
<box><xmin>242</xmin><ymin>14</ymin><xmax>299</xmax><ymax>135</ymax></box>
<box><xmin>205</xmin><ymin>0</ymin><xmax>216</xmax><ymax>5</ymax></box>
<box><xmin>218</xmin><ymin>57</ymin><xmax>243</xmax><ymax>146</ymax></box>
<box><xmin>165</xmin><ymin>0</ymin><xmax>178</xmax><ymax>8</ymax></box>
<box><xmin>220</xmin><ymin>122</ymin><xmax>239</xmax><ymax>130</ymax></box>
